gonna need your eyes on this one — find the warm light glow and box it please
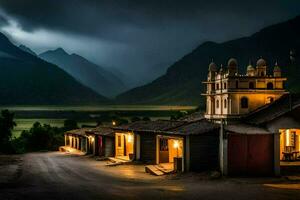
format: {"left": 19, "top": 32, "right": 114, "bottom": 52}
{"left": 286, "top": 129, "right": 290, "bottom": 146}
{"left": 112, "top": 121, "right": 116, "bottom": 126}
{"left": 173, "top": 140, "right": 179, "bottom": 149}
{"left": 127, "top": 134, "right": 133, "bottom": 143}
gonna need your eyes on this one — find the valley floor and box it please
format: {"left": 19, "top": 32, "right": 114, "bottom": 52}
{"left": 0, "top": 152, "right": 300, "bottom": 200}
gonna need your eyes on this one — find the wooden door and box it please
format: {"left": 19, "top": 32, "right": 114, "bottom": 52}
{"left": 159, "top": 138, "right": 169, "bottom": 163}
{"left": 247, "top": 135, "right": 274, "bottom": 175}
{"left": 228, "top": 134, "right": 274, "bottom": 176}
{"left": 115, "top": 134, "right": 124, "bottom": 157}
{"left": 228, "top": 134, "right": 247, "bottom": 175}
{"left": 98, "top": 136, "right": 103, "bottom": 156}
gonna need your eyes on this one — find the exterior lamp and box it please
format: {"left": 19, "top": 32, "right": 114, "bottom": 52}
{"left": 112, "top": 121, "right": 116, "bottom": 126}
{"left": 173, "top": 140, "right": 179, "bottom": 158}
{"left": 127, "top": 134, "right": 133, "bottom": 143}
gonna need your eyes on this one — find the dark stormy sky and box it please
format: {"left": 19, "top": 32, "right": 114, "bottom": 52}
{"left": 0, "top": 0, "right": 299, "bottom": 87}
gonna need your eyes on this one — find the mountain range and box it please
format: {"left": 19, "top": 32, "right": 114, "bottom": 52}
{"left": 116, "top": 15, "right": 300, "bottom": 106}
{"left": 39, "top": 49, "right": 127, "bottom": 98}
{"left": 0, "top": 33, "right": 108, "bottom": 105}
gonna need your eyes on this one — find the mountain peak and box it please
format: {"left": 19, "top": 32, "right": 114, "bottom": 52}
{"left": 54, "top": 47, "right": 68, "bottom": 54}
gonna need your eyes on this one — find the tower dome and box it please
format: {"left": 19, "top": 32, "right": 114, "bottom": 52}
{"left": 227, "top": 58, "right": 238, "bottom": 68}
{"left": 246, "top": 61, "right": 255, "bottom": 76}
{"left": 256, "top": 58, "right": 267, "bottom": 67}
{"left": 247, "top": 64, "right": 255, "bottom": 71}
{"left": 273, "top": 62, "right": 281, "bottom": 71}
{"left": 208, "top": 62, "right": 217, "bottom": 72}
{"left": 227, "top": 58, "right": 238, "bottom": 76}
{"left": 273, "top": 62, "right": 281, "bottom": 77}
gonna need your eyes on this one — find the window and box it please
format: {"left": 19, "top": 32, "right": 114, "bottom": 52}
{"left": 216, "top": 100, "right": 219, "bottom": 108}
{"left": 241, "top": 97, "right": 248, "bottom": 108}
{"left": 261, "top": 72, "right": 264, "bottom": 76}
{"left": 160, "top": 138, "right": 168, "bottom": 151}
{"left": 212, "top": 84, "right": 215, "bottom": 90}
{"left": 224, "top": 99, "right": 227, "bottom": 109}
{"left": 224, "top": 83, "right": 227, "bottom": 89}
{"left": 267, "top": 82, "right": 273, "bottom": 90}
{"left": 117, "top": 135, "right": 122, "bottom": 147}
{"left": 249, "top": 82, "right": 254, "bottom": 89}
{"left": 236, "top": 80, "right": 239, "bottom": 89}
{"left": 216, "top": 83, "right": 219, "bottom": 90}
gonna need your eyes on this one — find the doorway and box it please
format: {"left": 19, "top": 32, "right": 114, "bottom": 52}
{"left": 279, "top": 129, "right": 300, "bottom": 175}
{"left": 115, "top": 132, "right": 134, "bottom": 161}
{"left": 156, "top": 136, "right": 184, "bottom": 171}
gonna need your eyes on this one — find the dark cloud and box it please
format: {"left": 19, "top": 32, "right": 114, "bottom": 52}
{"left": 0, "top": 0, "right": 299, "bottom": 86}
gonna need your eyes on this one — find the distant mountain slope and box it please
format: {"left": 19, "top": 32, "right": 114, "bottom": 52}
{"left": 116, "top": 15, "right": 300, "bottom": 106}
{"left": 39, "top": 48, "right": 127, "bottom": 97}
{"left": 0, "top": 33, "right": 108, "bottom": 105}
{"left": 19, "top": 44, "right": 37, "bottom": 56}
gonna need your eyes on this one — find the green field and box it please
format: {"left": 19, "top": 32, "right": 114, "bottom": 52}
{"left": 13, "top": 119, "right": 99, "bottom": 138}
{"left": 1, "top": 105, "right": 196, "bottom": 112}
{"left": 9, "top": 105, "right": 196, "bottom": 138}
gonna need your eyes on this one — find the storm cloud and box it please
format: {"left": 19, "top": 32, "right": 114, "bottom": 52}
{"left": 0, "top": 0, "right": 299, "bottom": 87}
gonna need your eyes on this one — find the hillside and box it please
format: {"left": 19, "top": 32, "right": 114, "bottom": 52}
{"left": 19, "top": 45, "right": 37, "bottom": 56}
{"left": 39, "top": 48, "right": 127, "bottom": 97}
{"left": 0, "top": 33, "right": 109, "bottom": 105}
{"left": 116, "top": 15, "right": 300, "bottom": 106}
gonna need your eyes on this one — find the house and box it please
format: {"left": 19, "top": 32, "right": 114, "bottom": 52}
{"left": 65, "top": 128, "right": 91, "bottom": 153}
{"left": 64, "top": 127, "right": 114, "bottom": 157}
{"left": 202, "top": 58, "right": 300, "bottom": 176}
{"left": 112, "top": 119, "right": 219, "bottom": 172}
{"left": 244, "top": 93, "right": 300, "bottom": 175}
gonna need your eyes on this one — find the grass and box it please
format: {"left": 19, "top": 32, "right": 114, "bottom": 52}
{"left": 9, "top": 105, "right": 197, "bottom": 138}
{"left": 1, "top": 105, "right": 196, "bottom": 112}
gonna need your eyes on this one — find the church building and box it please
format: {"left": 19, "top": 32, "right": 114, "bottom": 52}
{"left": 203, "top": 58, "right": 287, "bottom": 122}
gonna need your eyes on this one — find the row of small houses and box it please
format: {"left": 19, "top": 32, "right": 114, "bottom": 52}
{"left": 65, "top": 94, "right": 300, "bottom": 176}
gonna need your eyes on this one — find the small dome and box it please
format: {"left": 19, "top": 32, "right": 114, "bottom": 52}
{"left": 257, "top": 58, "right": 267, "bottom": 67}
{"left": 247, "top": 64, "right": 255, "bottom": 71}
{"left": 227, "top": 58, "right": 238, "bottom": 68}
{"left": 208, "top": 62, "right": 217, "bottom": 71}
{"left": 273, "top": 62, "right": 281, "bottom": 71}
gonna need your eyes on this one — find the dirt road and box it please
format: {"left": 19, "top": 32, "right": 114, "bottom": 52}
{"left": 0, "top": 152, "right": 300, "bottom": 200}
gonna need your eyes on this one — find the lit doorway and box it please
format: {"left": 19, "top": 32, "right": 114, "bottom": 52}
{"left": 280, "top": 129, "right": 300, "bottom": 162}
{"left": 156, "top": 135, "right": 184, "bottom": 172}
{"left": 115, "top": 132, "right": 134, "bottom": 161}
